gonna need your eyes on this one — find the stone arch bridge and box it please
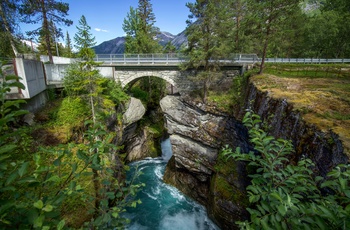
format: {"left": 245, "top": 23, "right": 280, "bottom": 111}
{"left": 96, "top": 53, "right": 257, "bottom": 93}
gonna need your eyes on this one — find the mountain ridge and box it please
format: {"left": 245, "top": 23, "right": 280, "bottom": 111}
{"left": 93, "top": 30, "right": 187, "bottom": 54}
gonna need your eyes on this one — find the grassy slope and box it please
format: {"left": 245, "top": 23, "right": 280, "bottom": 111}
{"left": 251, "top": 64, "right": 350, "bottom": 156}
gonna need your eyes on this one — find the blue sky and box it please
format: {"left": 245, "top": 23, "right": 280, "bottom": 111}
{"left": 20, "top": 0, "right": 194, "bottom": 46}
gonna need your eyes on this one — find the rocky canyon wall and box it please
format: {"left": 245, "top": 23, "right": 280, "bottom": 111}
{"left": 245, "top": 83, "right": 348, "bottom": 176}
{"left": 160, "top": 82, "right": 349, "bottom": 229}
{"left": 160, "top": 95, "right": 252, "bottom": 229}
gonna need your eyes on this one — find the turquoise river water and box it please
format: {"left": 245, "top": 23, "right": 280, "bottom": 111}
{"left": 124, "top": 139, "right": 220, "bottom": 230}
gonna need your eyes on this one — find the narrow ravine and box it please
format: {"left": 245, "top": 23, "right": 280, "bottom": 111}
{"left": 124, "top": 139, "right": 219, "bottom": 230}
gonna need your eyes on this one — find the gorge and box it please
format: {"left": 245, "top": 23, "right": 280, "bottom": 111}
{"left": 120, "top": 76, "right": 349, "bottom": 229}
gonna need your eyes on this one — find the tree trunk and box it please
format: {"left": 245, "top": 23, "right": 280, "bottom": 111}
{"left": 93, "top": 168, "right": 100, "bottom": 218}
{"left": 40, "top": 0, "right": 53, "bottom": 63}
{"left": 235, "top": 0, "right": 242, "bottom": 51}
{"left": 0, "top": 3, "right": 19, "bottom": 57}
{"left": 259, "top": 26, "right": 271, "bottom": 74}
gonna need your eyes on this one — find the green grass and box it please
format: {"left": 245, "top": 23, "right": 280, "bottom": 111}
{"left": 252, "top": 63, "right": 350, "bottom": 155}
{"left": 264, "top": 63, "right": 350, "bottom": 79}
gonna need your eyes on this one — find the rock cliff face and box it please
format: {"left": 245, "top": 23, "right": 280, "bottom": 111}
{"left": 245, "top": 83, "right": 348, "bottom": 176}
{"left": 160, "top": 95, "right": 251, "bottom": 229}
{"left": 108, "top": 97, "right": 160, "bottom": 162}
{"left": 160, "top": 83, "right": 349, "bottom": 229}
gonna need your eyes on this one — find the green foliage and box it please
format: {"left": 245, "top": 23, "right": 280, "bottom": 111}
{"left": 184, "top": 0, "right": 232, "bottom": 102}
{"left": 207, "top": 70, "right": 252, "bottom": 113}
{"left": 63, "top": 62, "right": 100, "bottom": 96}
{"left": 20, "top": 0, "right": 73, "bottom": 62}
{"left": 163, "top": 41, "right": 177, "bottom": 53}
{"left": 63, "top": 31, "right": 73, "bottom": 58}
{"left": 0, "top": 121, "right": 143, "bottom": 228}
{"left": 222, "top": 111, "right": 350, "bottom": 229}
{"left": 130, "top": 86, "right": 149, "bottom": 104}
{"left": 56, "top": 96, "right": 89, "bottom": 126}
{"left": 74, "top": 15, "right": 96, "bottom": 60}
{"left": 0, "top": 63, "right": 27, "bottom": 131}
{"left": 0, "top": 0, "right": 22, "bottom": 57}
{"left": 99, "top": 78, "right": 130, "bottom": 105}
{"left": 122, "top": 1, "right": 162, "bottom": 53}
{"left": 0, "top": 62, "right": 139, "bottom": 229}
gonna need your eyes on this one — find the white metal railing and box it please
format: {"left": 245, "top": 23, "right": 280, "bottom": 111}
{"left": 93, "top": 53, "right": 260, "bottom": 65}
{"left": 264, "top": 58, "right": 350, "bottom": 64}
{"left": 93, "top": 54, "right": 350, "bottom": 65}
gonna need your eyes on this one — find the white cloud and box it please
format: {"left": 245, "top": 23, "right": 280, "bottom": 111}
{"left": 94, "top": 28, "right": 109, "bottom": 33}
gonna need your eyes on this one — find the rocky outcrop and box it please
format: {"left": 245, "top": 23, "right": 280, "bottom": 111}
{"left": 122, "top": 97, "right": 146, "bottom": 126}
{"left": 108, "top": 97, "right": 158, "bottom": 162}
{"left": 245, "top": 83, "right": 348, "bottom": 176}
{"left": 117, "top": 97, "right": 166, "bottom": 162}
{"left": 160, "top": 84, "right": 349, "bottom": 229}
{"left": 160, "top": 95, "right": 251, "bottom": 229}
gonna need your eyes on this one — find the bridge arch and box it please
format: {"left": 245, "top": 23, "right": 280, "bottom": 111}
{"left": 114, "top": 68, "right": 181, "bottom": 89}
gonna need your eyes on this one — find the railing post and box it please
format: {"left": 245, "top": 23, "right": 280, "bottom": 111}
{"left": 110, "top": 54, "right": 112, "bottom": 64}
{"left": 152, "top": 54, "right": 154, "bottom": 64}
{"left": 96, "top": 54, "right": 99, "bottom": 62}
{"left": 124, "top": 54, "right": 126, "bottom": 64}
{"left": 166, "top": 53, "right": 168, "bottom": 65}
{"left": 138, "top": 54, "right": 140, "bottom": 65}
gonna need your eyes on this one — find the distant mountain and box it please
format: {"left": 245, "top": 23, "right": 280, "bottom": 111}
{"left": 170, "top": 30, "right": 187, "bottom": 50}
{"left": 157, "top": 31, "right": 175, "bottom": 46}
{"left": 92, "top": 30, "right": 187, "bottom": 54}
{"left": 93, "top": 37, "right": 126, "bottom": 54}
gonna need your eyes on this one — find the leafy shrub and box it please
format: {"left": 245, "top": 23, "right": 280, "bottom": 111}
{"left": 130, "top": 86, "right": 149, "bottom": 104}
{"left": 56, "top": 96, "right": 89, "bottom": 127}
{"left": 222, "top": 111, "right": 350, "bottom": 229}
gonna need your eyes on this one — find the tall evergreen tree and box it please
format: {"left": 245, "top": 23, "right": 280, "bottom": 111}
{"left": 0, "top": 0, "right": 21, "bottom": 57}
{"left": 64, "top": 31, "right": 73, "bottom": 58}
{"left": 163, "top": 41, "right": 176, "bottom": 53}
{"left": 123, "top": 6, "right": 141, "bottom": 53}
{"left": 123, "top": 0, "right": 164, "bottom": 105}
{"left": 319, "top": 0, "right": 350, "bottom": 58}
{"left": 244, "top": 0, "right": 301, "bottom": 73}
{"left": 36, "top": 24, "right": 56, "bottom": 56}
{"left": 72, "top": 15, "right": 99, "bottom": 123}
{"left": 123, "top": 0, "right": 161, "bottom": 53}
{"left": 224, "top": 0, "right": 248, "bottom": 53}
{"left": 74, "top": 15, "right": 96, "bottom": 61}
{"left": 184, "top": 0, "right": 231, "bottom": 102}
{"left": 20, "top": 0, "right": 73, "bottom": 63}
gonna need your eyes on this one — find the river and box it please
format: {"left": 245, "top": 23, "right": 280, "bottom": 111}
{"left": 124, "top": 138, "right": 220, "bottom": 230}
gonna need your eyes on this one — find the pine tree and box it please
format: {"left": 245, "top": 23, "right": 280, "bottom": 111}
{"left": 74, "top": 15, "right": 96, "bottom": 61}
{"left": 64, "top": 31, "right": 73, "bottom": 58}
{"left": 123, "top": 6, "right": 141, "bottom": 53}
{"left": 37, "top": 20, "right": 61, "bottom": 56}
{"left": 122, "top": 0, "right": 164, "bottom": 105}
{"left": 123, "top": 0, "right": 161, "bottom": 53}
{"left": 184, "top": 0, "right": 231, "bottom": 103}
{"left": 0, "top": 0, "right": 20, "bottom": 57}
{"left": 37, "top": 28, "right": 55, "bottom": 56}
{"left": 163, "top": 41, "right": 176, "bottom": 53}
{"left": 244, "top": 0, "right": 300, "bottom": 73}
{"left": 20, "top": 0, "right": 73, "bottom": 63}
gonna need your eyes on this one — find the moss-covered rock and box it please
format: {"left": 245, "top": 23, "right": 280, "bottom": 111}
{"left": 209, "top": 153, "right": 249, "bottom": 229}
